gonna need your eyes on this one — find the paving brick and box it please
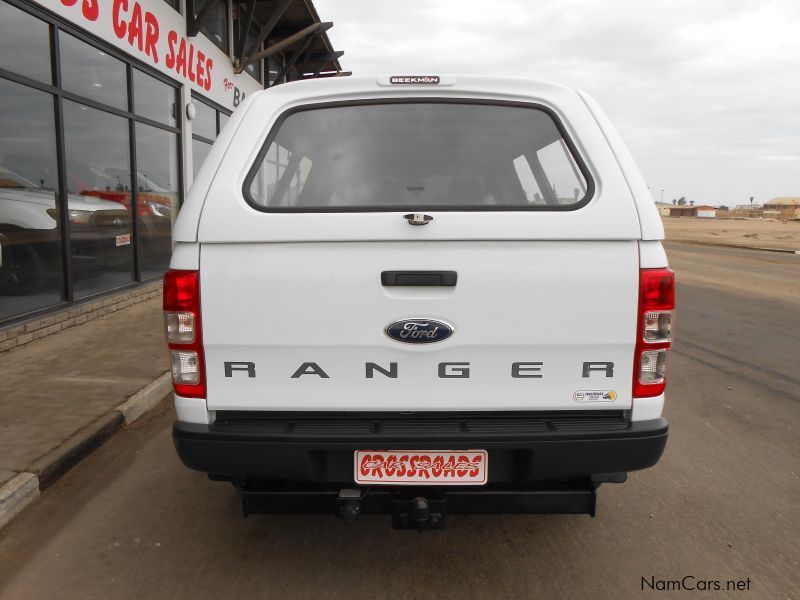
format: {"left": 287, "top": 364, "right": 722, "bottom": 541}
{"left": 16, "top": 333, "right": 33, "bottom": 345}
{"left": 0, "top": 339, "right": 16, "bottom": 352}
{"left": 0, "top": 296, "right": 167, "bottom": 479}
{"left": 24, "top": 321, "right": 42, "bottom": 334}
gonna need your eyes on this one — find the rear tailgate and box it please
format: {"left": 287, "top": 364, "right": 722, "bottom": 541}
{"left": 201, "top": 240, "right": 638, "bottom": 411}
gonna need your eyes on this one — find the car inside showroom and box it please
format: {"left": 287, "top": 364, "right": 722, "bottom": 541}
{"left": 0, "top": 0, "right": 344, "bottom": 325}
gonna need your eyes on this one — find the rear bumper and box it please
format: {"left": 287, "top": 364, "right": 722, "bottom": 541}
{"left": 173, "top": 412, "right": 668, "bottom": 483}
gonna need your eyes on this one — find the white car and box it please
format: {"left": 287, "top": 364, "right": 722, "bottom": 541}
{"left": 165, "top": 75, "right": 673, "bottom": 529}
{"left": 0, "top": 167, "right": 130, "bottom": 294}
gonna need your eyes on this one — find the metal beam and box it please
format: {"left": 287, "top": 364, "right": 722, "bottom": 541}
{"left": 244, "top": 22, "right": 332, "bottom": 69}
{"left": 260, "top": 25, "right": 338, "bottom": 40}
{"left": 273, "top": 30, "right": 317, "bottom": 84}
{"left": 312, "top": 60, "right": 327, "bottom": 77}
{"left": 298, "top": 51, "right": 344, "bottom": 64}
{"left": 299, "top": 43, "right": 315, "bottom": 72}
{"left": 238, "top": 0, "right": 292, "bottom": 72}
{"left": 299, "top": 71, "right": 352, "bottom": 79}
{"left": 234, "top": 0, "right": 257, "bottom": 63}
{"left": 186, "top": 0, "right": 219, "bottom": 37}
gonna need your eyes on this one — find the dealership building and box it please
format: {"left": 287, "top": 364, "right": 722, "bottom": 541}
{"left": 0, "top": 0, "right": 344, "bottom": 330}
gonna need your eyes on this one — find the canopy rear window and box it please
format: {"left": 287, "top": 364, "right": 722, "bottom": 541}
{"left": 244, "top": 101, "right": 593, "bottom": 212}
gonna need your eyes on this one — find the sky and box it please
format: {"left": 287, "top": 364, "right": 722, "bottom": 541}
{"left": 316, "top": 0, "right": 799, "bottom": 207}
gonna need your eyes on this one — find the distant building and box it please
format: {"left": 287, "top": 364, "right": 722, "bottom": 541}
{"left": 669, "top": 205, "right": 716, "bottom": 218}
{"left": 654, "top": 202, "right": 673, "bottom": 217}
{"left": 764, "top": 197, "right": 800, "bottom": 220}
{"left": 764, "top": 197, "right": 800, "bottom": 210}
{"left": 696, "top": 206, "right": 717, "bottom": 218}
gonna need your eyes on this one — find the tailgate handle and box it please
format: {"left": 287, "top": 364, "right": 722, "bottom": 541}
{"left": 381, "top": 271, "right": 457, "bottom": 287}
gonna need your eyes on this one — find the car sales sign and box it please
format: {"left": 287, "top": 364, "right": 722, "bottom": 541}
{"left": 32, "top": 0, "right": 262, "bottom": 109}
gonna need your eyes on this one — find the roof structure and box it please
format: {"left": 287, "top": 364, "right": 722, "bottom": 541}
{"left": 764, "top": 197, "right": 800, "bottom": 206}
{"left": 186, "top": 0, "right": 346, "bottom": 86}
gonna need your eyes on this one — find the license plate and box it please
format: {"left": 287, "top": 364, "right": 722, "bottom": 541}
{"left": 354, "top": 450, "right": 487, "bottom": 485}
{"left": 115, "top": 234, "right": 131, "bottom": 247}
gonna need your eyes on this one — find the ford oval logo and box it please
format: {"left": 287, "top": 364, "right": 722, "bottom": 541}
{"left": 385, "top": 318, "right": 454, "bottom": 344}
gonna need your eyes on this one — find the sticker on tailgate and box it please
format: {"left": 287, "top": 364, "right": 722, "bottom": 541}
{"left": 574, "top": 390, "right": 617, "bottom": 403}
{"left": 355, "top": 450, "right": 487, "bottom": 485}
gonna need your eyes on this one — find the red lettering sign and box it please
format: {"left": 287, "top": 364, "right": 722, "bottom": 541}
{"left": 60, "top": 0, "right": 99, "bottom": 22}
{"left": 63, "top": 0, "right": 213, "bottom": 91}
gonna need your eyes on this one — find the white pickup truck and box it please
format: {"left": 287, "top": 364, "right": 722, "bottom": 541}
{"left": 165, "top": 75, "right": 673, "bottom": 529}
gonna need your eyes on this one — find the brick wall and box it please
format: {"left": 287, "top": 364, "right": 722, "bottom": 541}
{"left": 0, "top": 282, "right": 162, "bottom": 354}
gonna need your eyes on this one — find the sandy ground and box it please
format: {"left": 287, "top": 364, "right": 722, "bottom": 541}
{"left": 662, "top": 217, "right": 800, "bottom": 251}
{"left": 665, "top": 242, "right": 800, "bottom": 305}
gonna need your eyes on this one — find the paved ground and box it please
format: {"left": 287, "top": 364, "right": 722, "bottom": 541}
{"left": 0, "top": 243, "right": 798, "bottom": 599}
{"left": 0, "top": 298, "right": 167, "bottom": 481}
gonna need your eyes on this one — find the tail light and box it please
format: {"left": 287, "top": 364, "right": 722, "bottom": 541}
{"left": 633, "top": 268, "right": 675, "bottom": 398}
{"left": 163, "top": 269, "right": 206, "bottom": 398}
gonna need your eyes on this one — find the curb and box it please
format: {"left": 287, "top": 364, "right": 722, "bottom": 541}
{"left": 664, "top": 240, "right": 800, "bottom": 254}
{"left": 117, "top": 373, "right": 173, "bottom": 426}
{"left": 0, "top": 474, "right": 39, "bottom": 529}
{"left": 30, "top": 411, "right": 124, "bottom": 490}
{"left": 0, "top": 371, "right": 171, "bottom": 530}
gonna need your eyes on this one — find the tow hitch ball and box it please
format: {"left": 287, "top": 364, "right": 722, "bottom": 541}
{"left": 337, "top": 489, "right": 361, "bottom": 524}
{"left": 394, "top": 496, "right": 445, "bottom": 531}
{"left": 337, "top": 490, "right": 446, "bottom": 530}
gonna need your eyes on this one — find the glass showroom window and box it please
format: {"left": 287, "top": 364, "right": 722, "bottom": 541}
{"left": 62, "top": 101, "right": 134, "bottom": 299}
{"left": 194, "top": 0, "right": 230, "bottom": 53}
{"left": 244, "top": 23, "right": 263, "bottom": 83}
{"left": 0, "top": 1, "right": 52, "bottom": 84}
{"left": 0, "top": 0, "right": 182, "bottom": 324}
{"left": 135, "top": 123, "right": 179, "bottom": 280}
{"left": 133, "top": 69, "right": 177, "bottom": 127}
{"left": 132, "top": 69, "right": 180, "bottom": 280}
{"left": 193, "top": 99, "right": 217, "bottom": 140}
{"left": 191, "top": 96, "right": 230, "bottom": 180}
{"left": 59, "top": 31, "right": 128, "bottom": 111}
{"left": 0, "top": 78, "right": 63, "bottom": 321}
{"left": 267, "top": 55, "right": 281, "bottom": 87}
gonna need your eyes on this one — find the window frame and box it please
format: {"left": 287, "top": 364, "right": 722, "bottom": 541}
{"left": 0, "top": 0, "right": 183, "bottom": 324}
{"left": 241, "top": 99, "right": 596, "bottom": 213}
{"left": 190, "top": 92, "right": 232, "bottom": 143}
{"left": 190, "top": 92, "right": 231, "bottom": 178}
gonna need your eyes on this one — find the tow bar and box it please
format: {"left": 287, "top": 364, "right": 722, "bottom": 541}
{"left": 240, "top": 481, "right": 598, "bottom": 530}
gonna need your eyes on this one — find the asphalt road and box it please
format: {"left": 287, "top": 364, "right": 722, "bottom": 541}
{"left": 1, "top": 243, "right": 798, "bottom": 599}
